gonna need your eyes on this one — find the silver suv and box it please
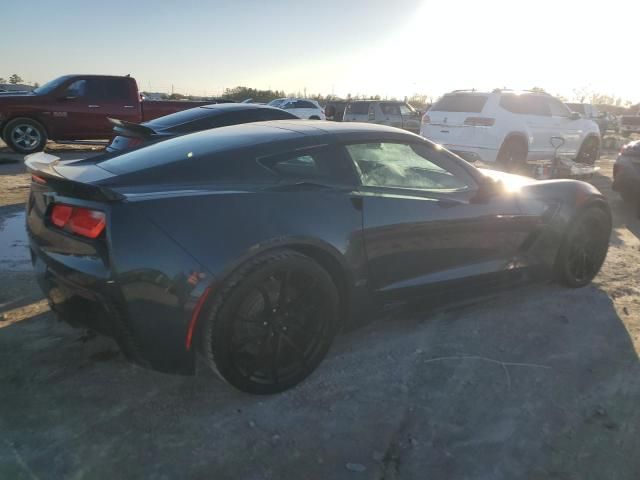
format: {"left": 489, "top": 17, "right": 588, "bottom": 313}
{"left": 342, "top": 101, "right": 421, "bottom": 133}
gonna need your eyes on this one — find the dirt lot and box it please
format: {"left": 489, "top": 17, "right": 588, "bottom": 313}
{"left": 0, "top": 141, "right": 639, "bottom": 479}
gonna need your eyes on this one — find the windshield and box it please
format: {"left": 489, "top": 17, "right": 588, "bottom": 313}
{"left": 267, "top": 99, "right": 286, "bottom": 107}
{"left": 32, "top": 75, "right": 71, "bottom": 95}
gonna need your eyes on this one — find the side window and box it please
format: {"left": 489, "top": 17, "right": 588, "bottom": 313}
{"left": 346, "top": 102, "right": 370, "bottom": 115}
{"left": 271, "top": 154, "right": 319, "bottom": 177}
{"left": 259, "top": 147, "right": 355, "bottom": 184}
{"left": 345, "top": 142, "right": 474, "bottom": 191}
{"left": 65, "top": 80, "right": 87, "bottom": 98}
{"left": 381, "top": 103, "right": 401, "bottom": 115}
{"left": 546, "top": 98, "right": 571, "bottom": 117}
{"left": 104, "top": 78, "right": 130, "bottom": 101}
{"left": 399, "top": 104, "right": 415, "bottom": 115}
{"left": 295, "top": 100, "right": 315, "bottom": 109}
{"left": 500, "top": 94, "right": 549, "bottom": 116}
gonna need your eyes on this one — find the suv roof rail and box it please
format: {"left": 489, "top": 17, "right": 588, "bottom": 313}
{"left": 491, "top": 88, "right": 552, "bottom": 95}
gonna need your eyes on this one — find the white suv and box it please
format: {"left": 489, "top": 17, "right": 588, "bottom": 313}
{"left": 267, "top": 98, "right": 325, "bottom": 120}
{"left": 420, "top": 90, "right": 601, "bottom": 165}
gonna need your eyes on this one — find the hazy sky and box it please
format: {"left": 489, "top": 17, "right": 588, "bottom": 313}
{"left": 2, "top": 0, "right": 638, "bottom": 102}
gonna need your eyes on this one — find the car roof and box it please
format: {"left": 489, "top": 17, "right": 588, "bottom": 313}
{"left": 199, "top": 103, "right": 284, "bottom": 112}
{"left": 442, "top": 89, "right": 549, "bottom": 97}
{"left": 123, "top": 120, "right": 420, "bottom": 158}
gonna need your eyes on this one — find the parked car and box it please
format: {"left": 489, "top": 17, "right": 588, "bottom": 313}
{"left": 421, "top": 90, "right": 601, "bottom": 166}
{"left": 565, "top": 103, "right": 618, "bottom": 135}
{"left": 342, "top": 100, "right": 421, "bottom": 133}
{"left": 0, "top": 74, "right": 219, "bottom": 154}
{"left": 613, "top": 139, "right": 640, "bottom": 204}
{"left": 26, "top": 120, "right": 611, "bottom": 394}
{"left": 106, "top": 103, "right": 298, "bottom": 153}
{"left": 620, "top": 115, "right": 640, "bottom": 137}
{"left": 267, "top": 98, "right": 325, "bottom": 119}
{"left": 324, "top": 100, "right": 350, "bottom": 121}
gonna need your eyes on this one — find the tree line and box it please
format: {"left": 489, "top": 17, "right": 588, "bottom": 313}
{"left": 0, "top": 74, "right": 26, "bottom": 85}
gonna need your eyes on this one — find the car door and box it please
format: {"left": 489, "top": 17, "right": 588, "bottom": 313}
{"left": 345, "top": 141, "right": 537, "bottom": 300}
{"left": 51, "top": 78, "right": 95, "bottom": 139}
{"left": 83, "top": 77, "right": 139, "bottom": 138}
{"left": 54, "top": 77, "right": 138, "bottom": 139}
{"left": 545, "top": 97, "right": 582, "bottom": 158}
{"left": 499, "top": 94, "right": 552, "bottom": 160}
{"left": 379, "top": 103, "right": 403, "bottom": 128}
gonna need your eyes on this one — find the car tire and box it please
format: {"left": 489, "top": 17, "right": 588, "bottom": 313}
{"left": 200, "top": 249, "right": 340, "bottom": 394}
{"left": 497, "top": 136, "right": 528, "bottom": 172}
{"left": 3, "top": 118, "right": 47, "bottom": 154}
{"left": 576, "top": 137, "right": 600, "bottom": 165}
{"left": 554, "top": 207, "right": 610, "bottom": 288}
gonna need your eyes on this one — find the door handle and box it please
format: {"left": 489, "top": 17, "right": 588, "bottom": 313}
{"left": 123, "top": 105, "right": 135, "bottom": 109}
{"left": 88, "top": 105, "right": 101, "bottom": 108}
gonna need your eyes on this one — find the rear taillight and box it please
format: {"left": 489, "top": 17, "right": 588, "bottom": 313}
{"left": 464, "top": 117, "right": 495, "bottom": 127}
{"left": 50, "top": 204, "right": 106, "bottom": 239}
{"left": 421, "top": 114, "right": 431, "bottom": 125}
{"left": 31, "top": 174, "right": 48, "bottom": 185}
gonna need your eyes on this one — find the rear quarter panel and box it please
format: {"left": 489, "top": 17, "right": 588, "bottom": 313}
{"left": 133, "top": 189, "right": 367, "bottom": 284}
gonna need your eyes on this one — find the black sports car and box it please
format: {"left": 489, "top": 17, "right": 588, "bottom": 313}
{"left": 106, "top": 103, "right": 298, "bottom": 153}
{"left": 26, "top": 121, "right": 611, "bottom": 394}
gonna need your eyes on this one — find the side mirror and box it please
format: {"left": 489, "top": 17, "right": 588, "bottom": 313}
{"left": 569, "top": 111, "right": 581, "bottom": 120}
{"left": 473, "top": 176, "right": 502, "bottom": 203}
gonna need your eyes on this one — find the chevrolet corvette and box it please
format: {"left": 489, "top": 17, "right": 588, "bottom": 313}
{"left": 26, "top": 121, "right": 611, "bottom": 394}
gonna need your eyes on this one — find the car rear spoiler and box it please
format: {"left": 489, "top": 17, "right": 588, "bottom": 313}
{"left": 25, "top": 152, "right": 125, "bottom": 202}
{"left": 108, "top": 117, "right": 157, "bottom": 138}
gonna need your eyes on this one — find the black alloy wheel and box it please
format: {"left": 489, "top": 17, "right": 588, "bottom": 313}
{"left": 202, "top": 250, "right": 339, "bottom": 394}
{"left": 555, "top": 208, "right": 610, "bottom": 288}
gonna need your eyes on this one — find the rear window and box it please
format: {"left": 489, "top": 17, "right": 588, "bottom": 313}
{"left": 431, "top": 94, "right": 488, "bottom": 113}
{"left": 345, "top": 102, "right": 370, "bottom": 115}
{"left": 146, "top": 107, "right": 213, "bottom": 129}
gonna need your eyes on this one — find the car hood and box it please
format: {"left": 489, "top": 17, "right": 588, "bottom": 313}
{"left": 478, "top": 168, "right": 537, "bottom": 190}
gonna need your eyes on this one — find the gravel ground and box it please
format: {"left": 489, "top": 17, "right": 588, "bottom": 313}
{"left": 0, "top": 141, "right": 638, "bottom": 479}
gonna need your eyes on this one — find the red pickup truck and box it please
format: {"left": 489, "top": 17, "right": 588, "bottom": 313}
{"left": 0, "top": 74, "right": 215, "bottom": 153}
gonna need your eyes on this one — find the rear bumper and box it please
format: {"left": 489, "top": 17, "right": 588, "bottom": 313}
{"left": 429, "top": 141, "right": 499, "bottom": 163}
{"left": 29, "top": 229, "right": 200, "bottom": 375}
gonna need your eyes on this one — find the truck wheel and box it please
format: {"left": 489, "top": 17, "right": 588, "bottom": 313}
{"left": 576, "top": 137, "right": 600, "bottom": 165}
{"left": 3, "top": 118, "right": 47, "bottom": 154}
{"left": 497, "top": 136, "right": 527, "bottom": 172}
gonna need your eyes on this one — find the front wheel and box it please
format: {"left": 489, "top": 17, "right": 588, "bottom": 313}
{"left": 3, "top": 118, "right": 47, "bottom": 154}
{"left": 555, "top": 207, "right": 610, "bottom": 288}
{"left": 201, "top": 249, "right": 340, "bottom": 394}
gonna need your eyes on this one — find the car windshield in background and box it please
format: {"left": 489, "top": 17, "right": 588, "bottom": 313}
{"left": 268, "top": 99, "right": 286, "bottom": 107}
{"left": 431, "top": 94, "right": 488, "bottom": 113}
